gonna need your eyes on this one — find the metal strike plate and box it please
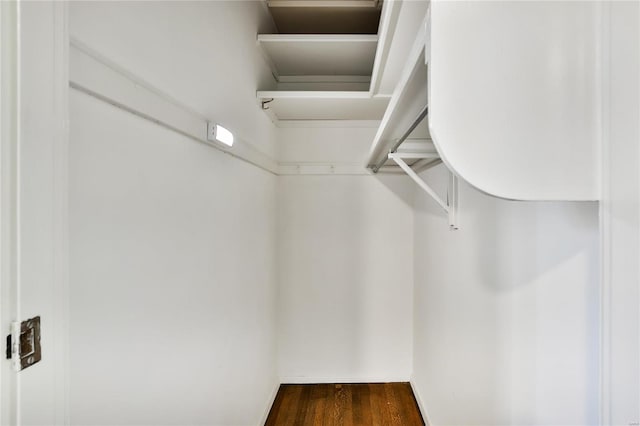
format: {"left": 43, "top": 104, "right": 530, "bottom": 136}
{"left": 6, "top": 316, "right": 41, "bottom": 371}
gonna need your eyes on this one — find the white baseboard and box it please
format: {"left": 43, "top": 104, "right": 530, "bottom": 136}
{"left": 258, "top": 380, "right": 281, "bottom": 426}
{"left": 280, "top": 376, "right": 411, "bottom": 384}
{"left": 410, "top": 378, "right": 432, "bottom": 426}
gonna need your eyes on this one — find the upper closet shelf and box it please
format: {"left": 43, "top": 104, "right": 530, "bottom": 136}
{"left": 258, "top": 34, "right": 378, "bottom": 79}
{"left": 257, "top": 91, "right": 389, "bottom": 121}
{"left": 428, "top": 1, "right": 600, "bottom": 200}
{"left": 364, "top": 9, "right": 458, "bottom": 230}
{"left": 366, "top": 12, "right": 430, "bottom": 172}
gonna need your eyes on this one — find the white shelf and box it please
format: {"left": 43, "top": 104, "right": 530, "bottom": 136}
{"left": 365, "top": 12, "right": 432, "bottom": 171}
{"left": 258, "top": 90, "right": 374, "bottom": 99}
{"left": 428, "top": 1, "right": 599, "bottom": 200}
{"left": 258, "top": 34, "right": 378, "bottom": 79}
{"left": 257, "top": 91, "right": 389, "bottom": 121}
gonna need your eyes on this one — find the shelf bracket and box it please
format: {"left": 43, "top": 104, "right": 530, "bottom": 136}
{"left": 447, "top": 173, "right": 459, "bottom": 230}
{"left": 261, "top": 98, "right": 274, "bottom": 110}
{"left": 389, "top": 153, "right": 459, "bottom": 230}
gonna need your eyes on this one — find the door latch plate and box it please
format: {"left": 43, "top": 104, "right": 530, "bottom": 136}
{"left": 6, "top": 316, "right": 41, "bottom": 371}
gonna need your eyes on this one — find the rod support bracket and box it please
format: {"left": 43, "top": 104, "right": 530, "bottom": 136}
{"left": 447, "top": 172, "right": 459, "bottom": 230}
{"left": 389, "top": 153, "right": 459, "bottom": 230}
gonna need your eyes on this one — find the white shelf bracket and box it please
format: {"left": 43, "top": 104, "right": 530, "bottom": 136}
{"left": 447, "top": 172, "right": 459, "bottom": 230}
{"left": 389, "top": 153, "right": 459, "bottom": 230}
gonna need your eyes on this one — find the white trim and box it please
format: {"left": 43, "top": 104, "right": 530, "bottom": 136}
{"left": 636, "top": 0, "right": 640, "bottom": 422}
{"left": 277, "top": 75, "right": 371, "bottom": 83}
{"left": 267, "top": 0, "right": 379, "bottom": 8}
{"left": 369, "top": 0, "right": 402, "bottom": 96}
{"left": 14, "top": 0, "right": 21, "bottom": 422}
{"left": 257, "top": 90, "right": 372, "bottom": 100}
{"left": 278, "top": 161, "right": 371, "bottom": 175}
{"left": 70, "top": 39, "right": 279, "bottom": 176}
{"left": 424, "top": 5, "right": 431, "bottom": 66}
{"left": 258, "top": 381, "right": 280, "bottom": 426}
{"left": 52, "top": 2, "right": 70, "bottom": 424}
{"left": 9, "top": 322, "right": 20, "bottom": 372}
{"left": 366, "top": 11, "right": 429, "bottom": 168}
{"left": 599, "top": 2, "right": 612, "bottom": 425}
{"left": 258, "top": 34, "right": 378, "bottom": 43}
{"left": 0, "top": 1, "right": 19, "bottom": 422}
{"left": 276, "top": 119, "right": 380, "bottom": 128}
{"left": 409, "top": 380, "right": 432, "bottom": 426}
{"left": 279, "top": 376, "right": 411, "bottom": 384}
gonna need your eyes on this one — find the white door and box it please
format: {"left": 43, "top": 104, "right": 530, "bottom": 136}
{"left": 0, "top": 1, "right": 68, "bottom": 425}
{"left": 0, "top": 0, "right": 20, "bottom": 422}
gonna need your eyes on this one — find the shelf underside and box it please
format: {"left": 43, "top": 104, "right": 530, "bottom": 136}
{"left": 259, "top": 92, "right": 389, "bottom": 121}
{"left": 258, "top": 34, "right": 378, "bottom": 78}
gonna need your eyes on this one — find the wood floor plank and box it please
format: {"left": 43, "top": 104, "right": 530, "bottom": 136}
{"left": 368, "top": 384, "right": 384, "bottom": 426}
{"left": 343, "top": 384, "right": 354, "bottom": 426}
{"left": 304, "top": 386, "right": 326, "bottom": 425}
{"left": 351, "top": 384, "right": 372, "bottom": 425}
{"left": 333, "top": 384, "right": 346, "bottom": 425}
{"left": 265, "top": 385, "right": 287, "bottom": 426}
{"left": 264, "top": 382, "right": 424, "bottom": 426}
{"left": 295, "top": 385, "right": 312, "bottom": 426}
{"left": 384, "top": 383, "right": 403, "bottom": 426}
{"left": 324, "top": 385, "right": 336, "bottom": 426}
{"left": 310, "top": 383, "right": 327, "bottom": 425}
{"left": 397, "top": 383, "right": 424, "bottom": 425}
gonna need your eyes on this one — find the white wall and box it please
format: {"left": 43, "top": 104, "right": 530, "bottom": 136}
{"left": 65, "top": 3, "right": 636, "bottom": 426}
{"left": 603, "top": 2, "right": 640, "bottom": 424}
{"left": 3, "top": 2, "right": 69, "bottom": 425}
{"left": 69, "top": 0, "right": 278, "bottom": 160}
{"left": 69, "top": 2, "right": 280, "bottom": 425}
{"left": 277, "top": 127, "right": 415, "bottom": 382}
{"left": 412, "top": 166, "right": 600, "bottom": 425}
{"left": 277, "top": 126, "right": 378, "bottom": 164}
{"left": 69, "top": 89, "right": 278, "bottom": 426}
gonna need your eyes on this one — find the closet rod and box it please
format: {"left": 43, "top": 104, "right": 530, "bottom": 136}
{"left": 371, "top": 104, "right": 429, "bottom": 173}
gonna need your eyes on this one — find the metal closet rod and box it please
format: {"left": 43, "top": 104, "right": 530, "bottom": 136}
{"left": 371, "top": 104, "right": 429, "bottom": 173}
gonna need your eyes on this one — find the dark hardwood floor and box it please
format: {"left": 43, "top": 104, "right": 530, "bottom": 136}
{"left": 264, "top": 382, "right": 425, "bottom": 426}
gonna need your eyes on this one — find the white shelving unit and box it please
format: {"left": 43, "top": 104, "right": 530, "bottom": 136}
{"left": 255, "top": 34, "right": 386, "bottom": 121}
{"left": 365, "top": 9, "right": 458, "bottom": 230}
{"left": 365, "top": 12, "right": 431, "bottom": 172}
{"left": 258, "top": 34, "right": 378, "bottom": 80}
{"left": 255, "top": 0, "right": 403, "bottom": 124}
{"left": 257, "top": 90, "right": 389, "bottom": 121}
